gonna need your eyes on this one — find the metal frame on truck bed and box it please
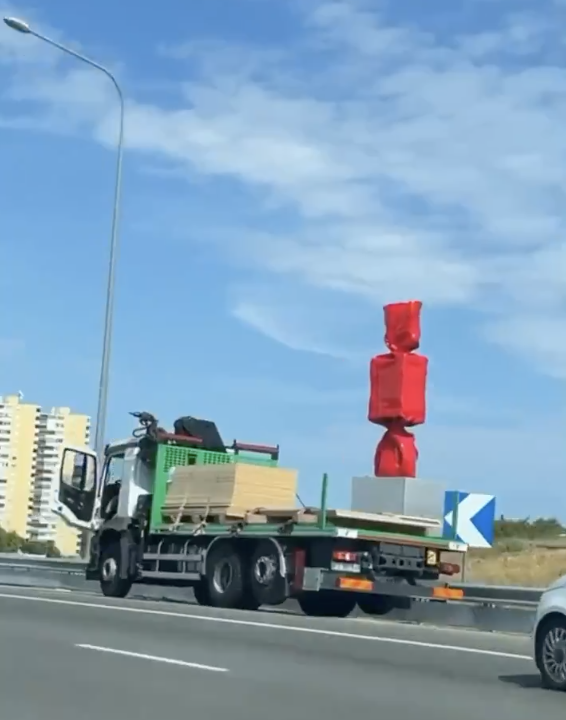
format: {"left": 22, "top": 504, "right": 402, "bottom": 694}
{"left": 55, "top": 412, "right": 468, "bottom": 618}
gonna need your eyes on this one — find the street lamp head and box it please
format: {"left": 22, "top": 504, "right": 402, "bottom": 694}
{"left": 3, "top": 17, "right": 31, "bottom": 33}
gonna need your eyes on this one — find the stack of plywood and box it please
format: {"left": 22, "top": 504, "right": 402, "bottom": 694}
{"left": 163, "top": 463, "right": 298, "bottom": 520}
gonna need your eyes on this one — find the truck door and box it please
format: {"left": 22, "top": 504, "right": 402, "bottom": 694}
{"left": 55, "top": 446, "right": 99, "bottom": 530}
{"left": 99, "top": 452, "right": 125, "bottom": 520}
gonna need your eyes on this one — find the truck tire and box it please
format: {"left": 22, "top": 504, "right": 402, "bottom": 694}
{"left": 357, "top": 595, "right": 395, "bottom": 616}
{"left": 205, "top": 544, "right": 246, "bottom": 609}
{"left": 536, "top": 616, "right": 566, "bottom": 691}
{"left": 193, "top": 582, "right": 211, "bottom": 606}
{"left": 237, "top": 593, "right": 261, "bottom": 611}
{"left": 297, "top": 591, "right": 357, "bottom": 618}
{"left": 358, "top": 595, "right": 411, "bottom": 616}
{"left": 249, "top": 540, "right": 287, "bottom": 606}
{"left": 99, "top": 542, "right": 132, "bottom": 598}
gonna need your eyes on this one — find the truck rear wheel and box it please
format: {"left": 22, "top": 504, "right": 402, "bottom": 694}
{"left": 99, "top": 542, "right": 132, "bottom": 598}
{"left": 205, "top": 544, "right": 247, "bottom": 609}
{"left": 357, "top": 595, "right": 411, "bottom": 616}
{"left": 249, "top": 540, "right": 287, "bottom": 606}
{"left": 193, "top": 581, "right": 211, "bottom": 606}
{"left": 297, "top": 591, "right": 357, "bottom": 618}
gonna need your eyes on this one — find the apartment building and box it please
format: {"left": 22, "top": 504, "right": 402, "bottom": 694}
{"left": 0, "top": 394, "right": 40, "bottom": 537}
{"left": 29, "top": 406, "right": 91, "bottom": 555}
{"left": 0, "top": 394, "right": 90, "bottom": 556}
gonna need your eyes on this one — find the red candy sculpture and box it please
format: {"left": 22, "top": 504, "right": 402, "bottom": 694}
{"left": 368, "top": 301, "right": 428, "bottom": 477}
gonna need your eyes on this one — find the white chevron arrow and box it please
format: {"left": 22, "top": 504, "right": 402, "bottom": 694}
{"left": 444, "top": 494, "right": 491, "bottom": 548}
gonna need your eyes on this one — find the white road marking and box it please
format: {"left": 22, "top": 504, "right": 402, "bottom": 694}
{"left": 0, "top": 584, "right": 72, "bottom": 592}
{"left": 0, "top": 591, "right": 532, "bottom": 661}
{"left": 77, "top": 643, "right": 228, "bottom": 672}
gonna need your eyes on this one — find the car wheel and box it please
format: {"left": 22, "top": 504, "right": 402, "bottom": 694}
{"left": 536, "top": 616, "right": 566, "bottom": 691}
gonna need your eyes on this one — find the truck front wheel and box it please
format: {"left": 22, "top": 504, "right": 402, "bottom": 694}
{"left": 99, "top": 542, "right": 132, "bottom": 598}
{"left": 297, "top": 591, "right": 356, "bottom": 618}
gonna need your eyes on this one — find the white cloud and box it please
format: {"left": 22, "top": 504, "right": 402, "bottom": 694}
{"left": 231, "top": 281, "right": 370, "bottom": 358}
{"left": 233, "top": 299, "right": 339, "bottom": 357}
{"left": 2, "top": 1, "right": 566, "bottom": 375}
{"left": 485, "top": 314, "right": 566, "bottom": 380}
{"left": 239, "top": 225, "right": 480, "bottom": 306}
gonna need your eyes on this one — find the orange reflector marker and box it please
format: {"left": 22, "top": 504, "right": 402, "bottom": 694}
{"left": 433, "top": 586, "right": 464, "bottom": 600}
{"left": 338, "top": 577, "right": 373, "bottom": 591}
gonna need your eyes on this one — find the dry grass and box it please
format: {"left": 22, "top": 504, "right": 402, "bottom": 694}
{"left": 462, "top": 539, "right": 566, "bottom": 587}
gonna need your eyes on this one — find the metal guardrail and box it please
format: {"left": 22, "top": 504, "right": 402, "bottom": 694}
{"left": 0, "top": 554, "right": 541, "bottom": 634}
{"left": 0, "top": 554, "right": 88, "bottom": 590}
{"left": 0, "top": 554, "right": 544, "bottom": 604}
{"left": 452, "top": 582, "right": 543, "bottom": 607}
{"left": 0, "top": 553, "right": 86, "bottom": 567}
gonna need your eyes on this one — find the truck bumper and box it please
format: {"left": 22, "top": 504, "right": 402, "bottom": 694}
{"left": 300, "top": 568, "right": 465, "bottom": 601}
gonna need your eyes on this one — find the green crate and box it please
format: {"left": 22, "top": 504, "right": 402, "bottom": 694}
{"left": 158, "top": 444, "right": 277, "bottom": 472}
{"left": 150, "top": 442, "right": 278, "bottom": 530}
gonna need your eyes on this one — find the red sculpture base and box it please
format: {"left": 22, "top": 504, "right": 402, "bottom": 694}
{"left": 373, "top": 421, "right": 418, "bottom": 477}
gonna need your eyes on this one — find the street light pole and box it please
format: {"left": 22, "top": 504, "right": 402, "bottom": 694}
{"left": 4, "top": 16, "right": 124, "bottom": 557}
{"left": 3, "top": 16, "right": 124, "bottom": 468}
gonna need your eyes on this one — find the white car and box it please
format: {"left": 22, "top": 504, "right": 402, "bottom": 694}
{"left": 533, "top": 574, "right": 566, "bottom": 691}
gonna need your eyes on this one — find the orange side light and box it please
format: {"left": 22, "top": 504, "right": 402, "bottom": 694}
{"left": 338, "top": 577, "right": 373, "bottom": 591}
{"left": 433, "top": 586, "right": 464, "bottom": 600}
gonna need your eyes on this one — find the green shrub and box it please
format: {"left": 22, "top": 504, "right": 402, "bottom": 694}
{"left": 0, "top": 525, "right": 61, "bottom": 556}
{"left": 495, "top": 517, "right": 565, "bottom": 540}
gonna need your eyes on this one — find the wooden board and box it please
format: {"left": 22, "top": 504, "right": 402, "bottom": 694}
{"left": 161, "top": 493, "right": 443, "bottom": 535}
{"left": 164, "top": 463, "right": 298, "bottom": 519}
{"left": 161, "top": 505, "right": 269, "bottom": 525}
{"left": 254, "top": 507, "right": 319, "bottom": 524}
{"left": 161, "top": 502, "right": 319, "bottom": 526}
{"left": 326, "top": 509, "right": 441, "bottom": 530}
{"left": 162, "top": 466, "right": 444, "bottom": 535}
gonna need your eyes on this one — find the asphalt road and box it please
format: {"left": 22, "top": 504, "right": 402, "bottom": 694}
{"left": 0, "top": 586, "right": 563, "bottom": 719}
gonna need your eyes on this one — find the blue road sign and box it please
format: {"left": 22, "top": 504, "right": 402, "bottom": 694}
{"left": 443, "top": 491, "right": 496, "bottom": 548}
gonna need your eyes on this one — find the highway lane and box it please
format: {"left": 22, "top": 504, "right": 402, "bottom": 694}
{"left": 0, "top": 587, "right": 562, "bottom": 719}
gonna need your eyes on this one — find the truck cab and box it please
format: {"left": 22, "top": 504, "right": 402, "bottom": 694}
{"left": 58, "top": 438, "right": 148, "bottom": 532}
{"left": 58, "top": 433, "right": 167, "bottom": 596}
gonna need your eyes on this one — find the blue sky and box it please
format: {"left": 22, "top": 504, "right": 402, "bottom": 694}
{"left": 1, "top": 0, "right": 565, "bottom": 518}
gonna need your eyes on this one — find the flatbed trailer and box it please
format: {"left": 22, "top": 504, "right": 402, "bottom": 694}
{"left": 56, "top": 413, "right": 469, "bottom": 618}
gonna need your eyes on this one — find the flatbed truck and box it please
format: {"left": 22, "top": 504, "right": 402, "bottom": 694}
{"left": 56, "top": 412, "right": 468, "bottom": 617}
